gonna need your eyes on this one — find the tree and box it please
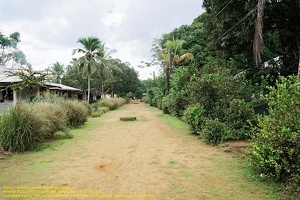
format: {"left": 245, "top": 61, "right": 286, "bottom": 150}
{"left": 0, "top": 31, "right": 27, "bottom": 67}
{"left": 105, "top": 59, "right": 140, "bottom": 98}
{"left": 158, "top": 39, "right": 193, "bottom": 92}
{"left": 51, "top": 62, "right": 65, "bottom": 84}
{"left": 61, "top": 63, "right": 88, "bottom": 97}
{"left": 96, "top": 44, "right": 121, "bottom": 97}
{"left": 4, "top": 66, "right": 50, "bottom": 103}
{"left": 202, "top": 0, "right": 300, "bottom": 79}
{"left": 72, "top": 37, "right": 102, "bottom": 103}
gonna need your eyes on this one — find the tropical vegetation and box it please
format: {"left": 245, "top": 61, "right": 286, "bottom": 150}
{"left": 1, "top": 1, "right": 299, "bottom": 197}
{"left": 141, "top": 1, "right": 300, "bottom": 196}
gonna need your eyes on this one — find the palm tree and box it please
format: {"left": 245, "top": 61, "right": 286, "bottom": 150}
{"left": 52, "top": 62, "right": 64, "bottom": 83}
{"left": 159, "top": 39, "right": 194, "bottom": 92}
{"left": 72, "top": 37, "right": 101, "bottom": 103}
{"left": 96, "top": 43, "right": 122, "bottom": 98}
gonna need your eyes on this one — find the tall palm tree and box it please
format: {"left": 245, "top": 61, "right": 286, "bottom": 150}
{"left": 96, "top": 43, "right": 122, "bottom": 98}
{"left": 159, "top": 39, "right": 194, "bottom": 92}
{"left": 72, "top": 37, "right": 101, "bottom": 103}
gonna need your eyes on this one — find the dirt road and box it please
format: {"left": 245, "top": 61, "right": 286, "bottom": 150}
{"left": 0, "top": 102, "right": 279, "bottom": 200}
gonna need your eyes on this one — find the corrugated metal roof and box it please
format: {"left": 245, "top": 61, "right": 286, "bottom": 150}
{"left": 44, "top": 82, "right": 80, "bottom": 91}
{"left": 0, "top": 66, "right": 21, "bottom": 83}
{"left": 0, "top": 67, "right": 80, "bottom": 91}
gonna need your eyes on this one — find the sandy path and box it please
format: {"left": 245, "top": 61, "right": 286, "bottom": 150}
{"left": 0, "top": 102, "right": 278, "bottom": 200}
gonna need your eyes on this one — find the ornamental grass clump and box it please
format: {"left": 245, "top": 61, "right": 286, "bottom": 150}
{"left": 32, "top": 102, "right": 68, "bottom": 138}
{"left": 0, "top": 103, "right": 49, "bottom": 152}
{"left": 58, "top": 100, "right": 88, "bottom": 128}
{"left": 98, "top": 98, "right": 126, "bottom": 110}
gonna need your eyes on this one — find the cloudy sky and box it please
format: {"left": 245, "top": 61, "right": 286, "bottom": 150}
{"left": 0, "top": 0, "right": 204, "bottom": 80}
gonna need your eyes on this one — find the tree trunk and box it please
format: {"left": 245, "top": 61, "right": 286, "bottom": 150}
{"left": 253, "top": 0, "right": 265, "bottom": 68}
{"left": 101, "top": 83, "right": 105, "bottom": 99}
{"left": 87, "top": 74, "right": 90, "bottom": 103}
{"left": 166, "top": 49, "right": 173, "bottom": 93}
{"left": 298, "top": 46, "right": 300, "bottom": 77}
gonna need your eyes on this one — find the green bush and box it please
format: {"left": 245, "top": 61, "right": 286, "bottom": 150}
{"left": 0, "top": 103, "right": 48, "bottom": 152}
{"left": 147, "top": 88, "right": 164, "bottom": 108}
{"left": 183, "top": 104, "right": 205, "bottom": 134}
{"left": 162, "top": 89, "right": 187, "bottom": 117}
{"left": 91, "top": 110, "right": 103, "bottom": 118}
{"left": 248, "top": 76, "right": 300, "bottom": 184}
{"left": 201, "top": 119, "right": 226, "bottom": 145}
{"left": 58, "top": 100, "right": 88, "bottom": 128}
{"left": 141, "top": 95, "right": 149, "bottom": 103}
{"left": 223, "top": 99, "right": 256, "bottom": 140}
{"left": 32, "top": 103, "right": 68, "bottom": 139}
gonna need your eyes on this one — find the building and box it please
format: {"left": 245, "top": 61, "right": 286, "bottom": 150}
{"left": 0, "top": 66, "right": 80, "bottom": 113}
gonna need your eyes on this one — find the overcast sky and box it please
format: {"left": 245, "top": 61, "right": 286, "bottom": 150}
{"left": 0, "top": 0, "right": 204, "bottom": 80}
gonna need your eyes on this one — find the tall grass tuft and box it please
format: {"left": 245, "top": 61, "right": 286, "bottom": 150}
{"left": 0, "top": 103, "right": 49, "bottom": 152}
{"left": 32, "top": 102, "right": 68, "bottom": 139}
{"left": 97, "top": 98, "right": 127, "bottom": 110}
{"left": 58, "top": 100, "right": 88, "bottom": 128}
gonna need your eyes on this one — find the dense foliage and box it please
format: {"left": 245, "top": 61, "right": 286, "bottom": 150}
{"left": 143, "top": 1, "right": 299, "bottom": 193}
{"left": 0, "top": 31, "right": 27, "bottom": 67}
{"left": 248, "top": 76, "right": 300, "bottom": 184}
{"left": 62, "top": 58, "right": 142, "bottom": 101}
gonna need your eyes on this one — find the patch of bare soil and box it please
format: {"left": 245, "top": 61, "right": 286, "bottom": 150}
{"left": 0, "top": 102, "right": 277, "bottom": 200}
{"left": 218, "top": 141, "right": 249, "bottom": 158}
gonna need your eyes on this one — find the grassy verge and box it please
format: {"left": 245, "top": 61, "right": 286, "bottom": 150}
{"left": 156, "top": 109, "right": 290, "bottom": 200}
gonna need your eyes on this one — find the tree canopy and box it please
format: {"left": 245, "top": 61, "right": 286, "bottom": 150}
{"left": 0, "top": 31, "right": 27, "bottom": 67}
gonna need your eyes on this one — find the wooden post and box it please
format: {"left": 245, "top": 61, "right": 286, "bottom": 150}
{"left": 13, "top": 89, "right": 18, "bottom": 106}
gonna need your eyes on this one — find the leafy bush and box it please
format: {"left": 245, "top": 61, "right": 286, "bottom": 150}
{"left": 58, "top": 100, "right": 88, "bottom": 128}
{"left": 147, "top": 87, "right": 164, "bottom": 108}
{"left": 32, "top": 103, "right": 68, "bottom": 139}
{"left": 0, "top": 103, "right": 48, "bottom": 152}
{"left": 141, "top": 95, "right": 149, "bottom": 103}
{"left": 183, "top": 104, "right": 205, "bottom": 133}
{"left": 162, "top": 89, "right": 188, "bottom": 116}
{"left": 248, "top": 76, "right": 300, "bottom": 184}
{"left": 223, "top": 99, "right": 256, "bottom": 140}
{"left": 201, "top": 119, "right": 226, "bottom": 145}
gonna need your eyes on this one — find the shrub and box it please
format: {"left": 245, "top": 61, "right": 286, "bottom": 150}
{"left": 32, "top": 103, "right": 68, "bottom": 139}
{"left": 162, "top": 89, "right": 188, "bottom": 117}
{"left": 58, "top": 100, "right": 88, "bottom": 128}
{"left": 183, "top": 104, "right": 205, "bottom": 134}
{"left": 0, "top": 103, "right": 48, "bottom": 152}
{"left": 147, "top": 88, "right": 164, "bottom": 108}
{"left": 223, "top": 99, "right": 256, "bottom": 140}
{"left": 248, "top": 76, "right": 300, "bottom": 184}
{"left": 91, "top": 110, "right": 103, "bottom": 118}
{"left": 141, "top": 95, "right": 149, "bottom": 103}
{"left": 201, "top": 119, "right": 226, "bottom": 145}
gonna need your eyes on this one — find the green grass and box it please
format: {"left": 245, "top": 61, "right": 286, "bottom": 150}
{"left": 179, "top": 170, "right": 193, "bottom": 177}
{"left": 154, "top": 105, "right": 289, "bottom": 200}
{"left": 158, "top": 113, "right": 190, "bottom": 131}
{"left": 166, "top": 160, "right": 177, "bottom": 168}
{"left": 28, "top": 159, "right": 55, "bottom": 170}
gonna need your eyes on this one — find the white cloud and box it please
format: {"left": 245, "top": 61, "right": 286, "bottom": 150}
{"left": 0, "top": 0, "right": 204, "bottom": 80}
